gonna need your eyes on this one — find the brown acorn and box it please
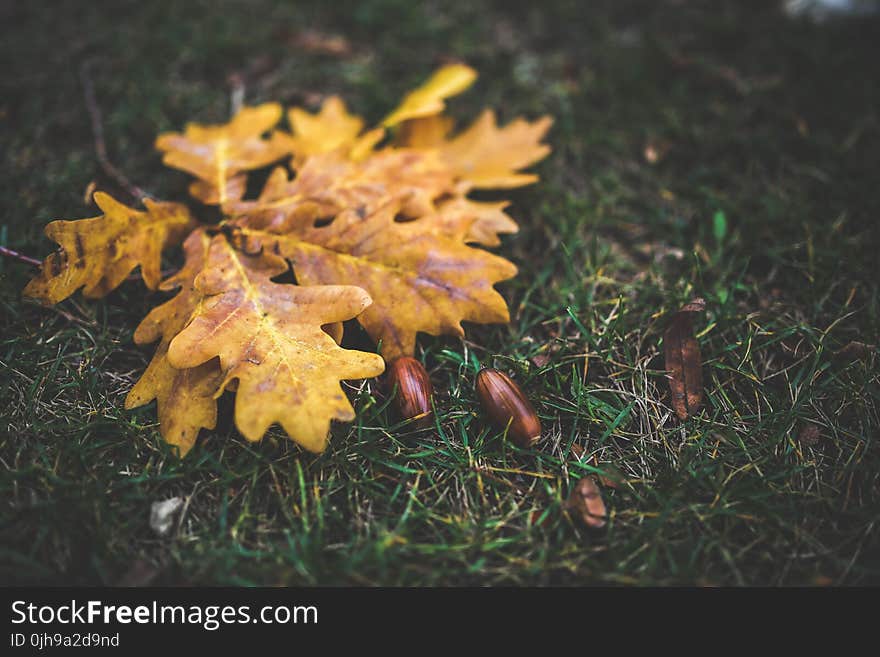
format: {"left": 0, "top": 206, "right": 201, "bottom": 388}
{"left": 565, "top": 476, "right": 607, "bottom": 529}
{"left": 474, "top": 368, "right": 541, "bottom": 447}
{"left": 386, "top": 356, "right": 433, "bottom": 425}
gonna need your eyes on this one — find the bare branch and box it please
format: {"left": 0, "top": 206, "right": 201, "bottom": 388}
{"left": 80, "top": 61, "right": 153, "bottom": 202}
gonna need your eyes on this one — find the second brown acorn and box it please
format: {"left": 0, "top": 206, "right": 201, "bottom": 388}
{"left": 475, "top": 368, "right": 542, "bottom": 448}
{"left": 386, "top": 356, "right": 434, "bottom": 426}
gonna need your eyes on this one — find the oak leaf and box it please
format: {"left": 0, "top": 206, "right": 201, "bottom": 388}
{"left": 164, "top": 234, "right": 385, "bottom": 451}
{"left": 24, "top": 65, "right": 552, "bottom": 455}
{"left": 437, "top": 110, "right": 553, "bottom": 189}
{"left": 431, "top": 196, "right": 519, "bottom": 247}
{"left": 124, "top": 230, "right": 222, "bottom": 455}
{"left": 395, "top": 115, "right": 454, "bottom": 149}
{"left": 155, "top": 103, "right": 291, "bottom": 205}
{"left": 396, "top": 110, "right": 554, "bottom": 189}
{"left": 277, "top": 97, "right": 387, "bottom": 166}
{"left": 281, "top": 96, "right": 366, "bottom": 164}
{"left": 382, "top": 63, "right": 477, "bottom": 127}
{"left": 243, "top": 201, "right": 518, "bottom": 360}
{"left": 24, "top": 192, "right": 193, "bottom": 304}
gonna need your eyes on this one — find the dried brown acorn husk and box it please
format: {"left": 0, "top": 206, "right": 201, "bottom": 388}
{"left": 565, "top": 476, "right": 607, "bottom": 529}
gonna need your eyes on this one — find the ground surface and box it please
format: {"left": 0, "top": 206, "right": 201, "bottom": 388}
{"left": 1, "top": 0, "right": 878, "bottom": 585}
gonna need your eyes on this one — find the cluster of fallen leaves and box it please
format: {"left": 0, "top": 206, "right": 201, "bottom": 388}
{"left": 24, "top": 64, "right": 553, "bottom": 456}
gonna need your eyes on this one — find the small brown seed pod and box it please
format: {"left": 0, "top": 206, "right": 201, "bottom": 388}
{"left": 474, "top": 368, "right": 541, "bottom": 447}
{"left": 565, "top": 476, "right": 607, "bottom": 529}
{"left": 386, "top": 356, "right": 433, "bottom": 425}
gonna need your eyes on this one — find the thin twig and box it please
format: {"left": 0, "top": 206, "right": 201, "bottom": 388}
{"left": 79, "top": 61, "right": 153, "bottom": 202}
{"left": 0, "top": 246, "right": 42, "bottom": 268}
{"left": 1, "top": 245, "right": 174, "bottom": 283}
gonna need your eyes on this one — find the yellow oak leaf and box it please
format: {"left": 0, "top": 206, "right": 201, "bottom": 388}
{"left": 438, "top": 110, "right": 553, "bottom": 189}
{"left": 282, "top": 96, "right": 364, "bottom": 165}
{"left": 165, "top": 235, "right": 385, "bottom": 451}
{"left": 394, "top": 111, "right": 553, "bottom": 190}
{"left": 244, "top": 201, "right": 518, "bottom": 360}
{"left": 23, "top": 192, "right": 193, "bottom": 305}
{"left": 348, "top": 127, "right": 386, "bottom": 161}
{"left": 382, "top": 63, "right": 477, "bottom": 127}
{"left": 228, "top": 150, "right": 454, "bottom": 234}
{"left": 394, "top": 115, "right": 454, "bottom": 149}
{"left": 432, "top": 196, "right": 519, "bottom": 247}
{"left": 155, "top": 103, "right": 290, "bottom": 205}
{"left": 125, "top": 229, "right": 222, "bottom": 456}
{"left": 223, "top": 160, "right": 362, "bottom": 233}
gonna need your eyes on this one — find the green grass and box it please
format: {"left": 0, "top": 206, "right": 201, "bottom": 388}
{"left": 1, "top": 0, "right": 878, "bottom": 585}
